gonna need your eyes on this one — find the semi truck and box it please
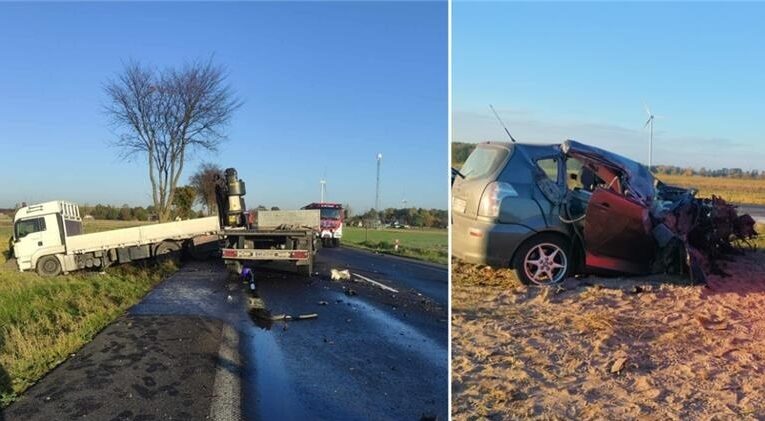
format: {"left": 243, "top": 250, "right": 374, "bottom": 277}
{"left": 9, "top": 168, "right": 319, "bottom": 277}
{"left": 301, "top": 202, "right": 344, "bottom": 247}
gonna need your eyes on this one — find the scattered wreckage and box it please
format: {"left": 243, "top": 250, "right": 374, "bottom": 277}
{"left": 452, "top": 140, "right": 757, "bottom": 285}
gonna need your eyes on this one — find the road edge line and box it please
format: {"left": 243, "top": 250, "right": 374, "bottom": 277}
{"left": 351, "top": 272, "right": 400, "bottom": 293}
{"left": 209, "top": 324, "right": 241, "bottom": 421}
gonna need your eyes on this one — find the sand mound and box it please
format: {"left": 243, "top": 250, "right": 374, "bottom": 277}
{"left": 452, "top": 253, "right": 765, "bottom": 420}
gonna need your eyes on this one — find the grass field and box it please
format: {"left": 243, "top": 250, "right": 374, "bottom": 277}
{"left": 658, "top": 174, "right": 765, "bottom": 205}
{"left": 342, "top": 226, "right": 448, "bottom": 265}
{"left": 0, "top": 219, "right": 171, "bottom": 406}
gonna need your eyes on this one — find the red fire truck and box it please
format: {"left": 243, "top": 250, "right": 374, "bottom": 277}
{"left": 302, "top": 202, "right": 344, "bottom": 247}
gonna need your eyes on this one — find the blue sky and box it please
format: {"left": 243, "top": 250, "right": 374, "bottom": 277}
{"left": 0, "top": 2, "right": 447, "bottom": 211}
{"left": 454, "top": 2, "right": 765, "bottom": 170}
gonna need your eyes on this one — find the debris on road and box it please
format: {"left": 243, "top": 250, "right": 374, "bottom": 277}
{"left": 318, "top": 300, "right": 328, "bottom": 305}
{"left": 247, "top": 294, "right": 318, "bottom": 326}
{"left": 331, "top": 268, "right": 351, "bottom": 281}
{"left": 271, "top": 313, "right": 318, "bottom": 321}
{"left": 345, "top": 288, "right": 358, "bottom": 296}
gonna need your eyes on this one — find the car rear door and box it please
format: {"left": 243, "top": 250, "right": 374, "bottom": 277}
{"left": 583, "top": 187, "right": 656, "bottom": 274}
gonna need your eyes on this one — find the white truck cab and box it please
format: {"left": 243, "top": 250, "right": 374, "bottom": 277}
{"left": 12, "top": 201, "right": 81, "bottom": 273}
{"left": 11, "top": 201, "right": 222, "bottom": 276}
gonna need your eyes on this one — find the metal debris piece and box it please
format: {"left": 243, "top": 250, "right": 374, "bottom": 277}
{"left": 330, "top": 268, "right": 351, "bottom": 281}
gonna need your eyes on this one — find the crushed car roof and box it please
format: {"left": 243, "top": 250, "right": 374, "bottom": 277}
{"left": 562, "top": 139, "right": 656, "bottom": 205}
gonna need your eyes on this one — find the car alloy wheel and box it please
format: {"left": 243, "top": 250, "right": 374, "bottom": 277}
{"left": 522, "top": 242, "right": 568, "bottom": 285}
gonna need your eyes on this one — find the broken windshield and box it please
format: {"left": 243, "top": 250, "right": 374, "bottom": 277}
{"left": 320, "top": 208, "right": 342, "bottom": 220}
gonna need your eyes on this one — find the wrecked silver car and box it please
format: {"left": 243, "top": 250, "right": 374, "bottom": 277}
{"left": 452, "top": 140, "right": 757, "bottom": 285}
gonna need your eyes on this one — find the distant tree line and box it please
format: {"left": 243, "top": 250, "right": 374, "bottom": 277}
{"left": 80, "top": 184, "right": 205, "bottom": 221}
{"left": 452, "top": 142, "right": 476, "bottom": 167}
{"left": 79, "top": 202, "right": 205, "bottom": 222}
{"left": 452, "top": 141, "right": 765, "bottom": 179}
{"left": 347, "top": 208, "right": 447, "bottom": 229}
{"left": 651, "top": 165, "right": 765, "bottom": 179}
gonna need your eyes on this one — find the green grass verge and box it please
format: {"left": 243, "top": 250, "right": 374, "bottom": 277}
{"left": 341, "top": 226, "right": 447, "bottom": 265}
{"left": 0, "top": 218, "right": 172, "bottom": 407}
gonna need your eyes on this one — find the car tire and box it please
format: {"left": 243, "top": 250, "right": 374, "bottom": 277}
{"left": 332, "top": 238, "right": 340, "bottom": 248}
{"left": 37, "top": 255, "right": 62, "bottom": 277}
{"left": 513, "top": 233, "right": 571, "bottom": 286}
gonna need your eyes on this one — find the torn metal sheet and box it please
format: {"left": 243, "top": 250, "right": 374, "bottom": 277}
{"left": 559, "top": 140, "right": 757, "bottom": 283}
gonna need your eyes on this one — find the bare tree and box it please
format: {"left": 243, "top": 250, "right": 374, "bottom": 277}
{"left": 104, "top": 59, "right": 241, "bottom": 222}
{"left": 190, "top": 162, "right": 224, "bottom": 215}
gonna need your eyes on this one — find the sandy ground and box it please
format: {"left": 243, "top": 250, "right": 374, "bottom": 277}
{"left": 452, "top": 252, "right": 765, "bottom": 420}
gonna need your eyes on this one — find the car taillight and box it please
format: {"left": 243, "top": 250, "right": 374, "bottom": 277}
{"left": 222, "top": 249, "right": 237, "bottom": 258}
{"left": 478, "top": 181, "right": 518, "bottom": 217}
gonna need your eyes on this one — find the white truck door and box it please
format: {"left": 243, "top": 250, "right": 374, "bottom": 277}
{"left": 13, "top": 215, "right": 62, "bottom": 271}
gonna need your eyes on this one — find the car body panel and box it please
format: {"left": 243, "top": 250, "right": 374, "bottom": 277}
{"left": 451, "top": 212, "right": 536, "bottom": 267}
{"left": 452, "top": 142, "right": 571, "bottom": 267}
{"left": 583, "top": 187, "right": 656, "bottom": 274}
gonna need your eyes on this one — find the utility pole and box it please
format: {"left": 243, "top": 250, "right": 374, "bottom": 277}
{"left": 648, "top": 120, "right": 653, "bottom": 169}
{"left": 375, "top": 153, "right": 382, "bottom": 211}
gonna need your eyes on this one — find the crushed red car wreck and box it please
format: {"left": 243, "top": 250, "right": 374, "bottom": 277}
{"left": 561, "top": 140, "right": 757, "bottom": 284}
{"left": 451, "top": 139, "right": 758, "bottom": 286}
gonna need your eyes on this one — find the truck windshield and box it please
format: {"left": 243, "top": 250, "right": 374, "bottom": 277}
{"left": 320, "top": 208, "right": 342, "bottom": 220}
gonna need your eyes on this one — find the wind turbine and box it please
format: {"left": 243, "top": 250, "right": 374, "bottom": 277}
{"left": 644, "top": 105, "right": 662, "bottom": 170}
{"left": 375, "top": 153, "right": 382, "bottom": 211}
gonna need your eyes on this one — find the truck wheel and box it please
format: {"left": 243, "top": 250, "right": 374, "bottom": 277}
{"left": 155, "top": 241, "right": 182, "bottom": 265}
{"left": 37, "top": 255, "right": 62, "bottom": 277}
{"left": 332, "top": 238, "right": 340, "bottom": 248}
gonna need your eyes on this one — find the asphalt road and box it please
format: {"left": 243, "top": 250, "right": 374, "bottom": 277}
{"left": 737, "top": 203, "right": 765, "bottom": 223}
{"left": 3, "top": 246, "right": 448, "bottom": 420}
